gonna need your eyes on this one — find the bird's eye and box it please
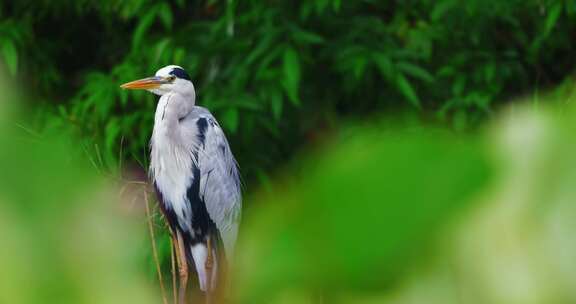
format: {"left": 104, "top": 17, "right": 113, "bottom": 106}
{"left": 167, "top": 75, "right": 176, "bottom": 82}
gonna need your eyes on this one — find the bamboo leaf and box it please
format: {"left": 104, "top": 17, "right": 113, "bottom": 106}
{"left": 282, "top": 47, "right": 301, "bottom": 106}
{"left": 222, "top": 108, "right": 239, "bottom": 133}
{"left": 396, "top": 74, "right": 421, "bottom": 108}
{"left": 158, "top": 3, "right": 173, "bottom": 30}
{"left": 154, "top": 38, "right": 171, "bottom": 63}
{"left": 1, "top": 39, "right": 17, "bottom": 75}
{"left": 292, "top": 29, "right": 325, "bottom": 45}
{"left": 270, "top": 89, "right": 283, "bottom": 121}
{"left": 132, "top": 9, "right": 157, "bottom": 47}
{"left": 544, "top": 3, "right": 562, "bottom": 35}
{"left": 396, "top": 62, "right": 434, "bottom": 83}
{"left": 373, "top": 53, "right": 394, "bottom": 80}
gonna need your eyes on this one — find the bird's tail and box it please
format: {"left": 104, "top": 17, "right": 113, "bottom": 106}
{"left": 189, "top": 243, "right": 219, "bottom": 292}
{"left": 190, "top": 237, "right": 226, "bottom": 292}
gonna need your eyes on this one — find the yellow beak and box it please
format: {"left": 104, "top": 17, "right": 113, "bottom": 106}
{"left": 120, "top": 76, "right": 165, "bottom": 90}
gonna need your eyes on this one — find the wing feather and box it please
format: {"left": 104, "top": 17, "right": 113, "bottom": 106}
{"left": 193, "top": 114, "right": 242, "bottom": 258}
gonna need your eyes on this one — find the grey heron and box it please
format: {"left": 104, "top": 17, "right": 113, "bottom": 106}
{"left": 120, "top": 65, "right": 242, "bottom": 303}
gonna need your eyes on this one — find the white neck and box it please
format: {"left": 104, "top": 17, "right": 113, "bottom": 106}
{"left": 149, "top": 91, "right": 196, "bottom": 184}
{"left": 154, "top": 92, "right": 194, "bottom": 133}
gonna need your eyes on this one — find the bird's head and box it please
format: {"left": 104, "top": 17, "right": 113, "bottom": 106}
{"left": 120, "top": 65, "right": 195, "bottom": 99}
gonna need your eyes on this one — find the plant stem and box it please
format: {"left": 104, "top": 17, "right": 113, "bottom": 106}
{"left": 145, "top": 189, "right": 169, "bottom": 304}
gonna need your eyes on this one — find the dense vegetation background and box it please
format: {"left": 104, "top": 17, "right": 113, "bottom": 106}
{"left": 3, "top": 0, "right": 576, "bottom": 184}
{"left": 2, "top": 1, "right": 576, "bottom": 304}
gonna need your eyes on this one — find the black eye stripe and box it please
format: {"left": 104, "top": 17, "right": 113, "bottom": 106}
{"left": 169, "top": 67, "right": 191, "bottom": 81}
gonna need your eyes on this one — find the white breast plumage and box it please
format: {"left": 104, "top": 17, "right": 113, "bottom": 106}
{"left": 149, "top": 94, "right": 198, "bottom": 232}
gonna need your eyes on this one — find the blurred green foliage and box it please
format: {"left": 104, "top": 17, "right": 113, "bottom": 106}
{"left": 232, "top": 94, "right": 576, "bottom": 304}
{"left": 236, "top": 125, "right": 492, "bottom": 302}
{"left": 1, "top": 0, "right": 576, "bottom": 183}
{"left": 0, "top": 100, "right": 158, "bottom": 303}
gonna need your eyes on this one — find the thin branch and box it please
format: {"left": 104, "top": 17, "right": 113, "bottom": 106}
{"left": 171, "top": 237, "right": 178, "bottom": 304}
{"left": 118, "top": 136, "right": 125, "bottom": 173}
{"left": 144, "top": 190, "right": 169, "bottom": 304}
{"left": 94, "top": 143, "right": 105, "bottom": 169}
{"left": 13, "top": 122, "right": 42, "bottom": 138}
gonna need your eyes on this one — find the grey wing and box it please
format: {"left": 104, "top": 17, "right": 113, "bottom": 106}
{"left": 196, "top": 115, "right": 242, "bottom": 258}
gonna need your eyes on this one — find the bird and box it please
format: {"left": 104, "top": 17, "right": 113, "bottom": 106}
{"left": 120, "top": 65, "right": 242, "bottom": 303}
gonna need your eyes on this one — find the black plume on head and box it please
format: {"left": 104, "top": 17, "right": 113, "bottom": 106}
{"left": 169, "top": 67, "right": 191, "bottom": 81}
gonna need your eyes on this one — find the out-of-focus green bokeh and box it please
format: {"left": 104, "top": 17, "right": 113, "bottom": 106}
{"left": 1, "top": 1, "right": 576, "bottom": 303}
{"left": 0, "top": 79, "right": 158, "bottom": 304}
{"left": 235, "top": 101, "right": 576, "bottom": 304}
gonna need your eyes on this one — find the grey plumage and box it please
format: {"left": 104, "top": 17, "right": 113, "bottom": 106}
{"left": 180, "top": 107, "right": 242, "bottom": 256}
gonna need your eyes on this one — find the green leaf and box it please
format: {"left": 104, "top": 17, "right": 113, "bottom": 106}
{"left": 332, "top": 0, "right": 342, "bottom": 11}
{"left": 105, "top": 119, "right": 121, "bottom": 154}
{"left": 292, "top": 29, "right": 325, "bottom": 45}
{"left": 544, "top": 3, "right": 562, "bottom": 35}
{"left": 452, "top": 76, "right": 466, "bottom": 96}
{"left": 437, "top": 66, "right": 456, "bottom": 78}
{"left": 119, "top": 89, "right": 128, "bottom": 107}
{"left": 158, "top": 3, "right": 173, "bottom": 30}
{"left": 315, "top": 0, "right": 330, "bottom": 13}
{"left": 1, "top": 39, "right": 17, "bottom": 76}
{"left": 154, "top": 38, "right": 171, "bottom": 63}
{"left": 132, "top": 9, "right": 157, "bottom": 47}
{"left": 396, "top": 74, "right": 420, "bottom": 108}
{"left": 483, "top": 63, "right": 496, "bottom": 83}
{"left": 452, "top": 110, "right": 468, "bottom": 131}
{"left": 270, "top": 89, "right": 283, "bottom": 121}
{"left": 282, "top": 47, "right": 301, "bottom": 106}
{"left": 173, "top": 48, "right": 185, "bottom": 64}
{"left": 373, "top": 53, "right": 394, "bottom": 80}
{"left": 246, "top": 33, "right": 276, "bottom": 66}
{"left": 352, "top": 57, "right": 367, "bottom": 79}
{"left": 222, "top": 108, "right": 239, "bottom": 133}
{"left": 431, "top": 0, "right": 456, "bottom": 21}
{"left": 396, "top": 62, "right": 434, "bottom": 83}
{"left": 300, "top": 3, "right": 313, "bottom": 20}
{"left": 57, "top": 105, "right": 68, "bottom": 117}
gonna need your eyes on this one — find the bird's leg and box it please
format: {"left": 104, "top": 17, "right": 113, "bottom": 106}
{"left": 205, "top": 236, "right": 214, "bottom": 303}
{"left": 175, "top": 231, "right": 189, "bottom": 304}
{"left": 170, "top": 237, "right": 178, "bottom": 304}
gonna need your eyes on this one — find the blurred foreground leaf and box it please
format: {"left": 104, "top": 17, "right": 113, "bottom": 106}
{"left": 235, "top": 95, "right": 576, "bottom": 303}
{"left": 1, "top": 39, "right": 17, "bottom": 75}
{"left": 236, "top": 124, "right": 491, "bottom": 302}
{"left": 0, "top": 119, "right": 159, "bottom": 304}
